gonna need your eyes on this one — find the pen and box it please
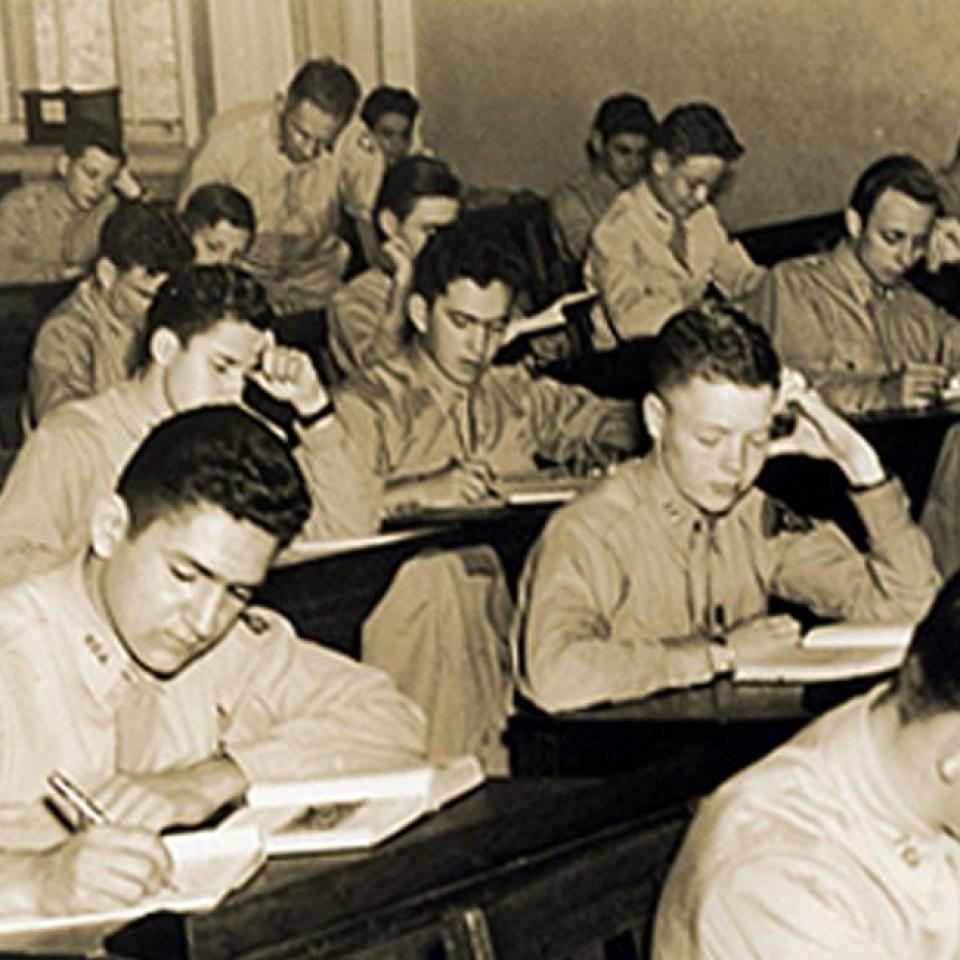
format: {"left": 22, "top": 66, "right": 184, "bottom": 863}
{"left": 47, "top": 770, "right": 108, "bottom": 827}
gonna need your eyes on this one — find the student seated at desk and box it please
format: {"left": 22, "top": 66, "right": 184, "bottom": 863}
{"left": 513, "top": 305, "right": 938, "bottom": 713}
{"left": 334, "top": 216, "right": 640, "bottom": 517}
{"left": 328, "top": 155, "right": 461, "bottom": 379}
{"left": 747, "top": 154, "right": 960, "bottom": 415}
{"left": 0, "top": 117, "right": 141, "bottom": 286}
{"left": 550, "top": 92, "right": 657, "bottom": 269}
{"left": 181, "top": 182, "right": 255, "bottom": 266}
{"left": 655, "top": 572, "right": 960, "bottom": 959}
{"left": 25, "top": 200, "right": 195, "bottom": 426}
{"left": 0, "top": 407, "right": 423, "bottom": 871}
{"left": 181, "top": 58, "right": 370, "bottom": 315}
{"left": 0, "top": 264, "right": 372, "bottom": 592}
{"left": 585, "top": 103, "right": 764, "bottom": 347}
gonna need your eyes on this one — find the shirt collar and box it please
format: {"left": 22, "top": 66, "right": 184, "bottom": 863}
{"left": 408, "top": 340, "right": 475, "bottom": 414}
{"left": 831, "top": 239, "right": 897, "bottom": 305}
{"left": 57, "top": 556, "right": 157, "bottom": 708}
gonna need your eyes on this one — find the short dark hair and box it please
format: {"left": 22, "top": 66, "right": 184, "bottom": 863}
{"left": 182, "top": 182, "right": 256, "bottom": 237}
{"left": 99, "top": 201, "right": 195, "bottom": 275}
{"left": 286, "top": 58, "right": 360, "bottom": 121}
{"left": 649, "top": 304, "right": 781, "bottom": 396}
{"left": 136, "top": 264, "right": 273, "bottom": 370}
{"left": 375, "top": 155, "right": 460, "bottom": 225}
{"left": 64, "top": 117, "right": 125, "bottom": 165}
{"left": 116, "top": 406, "right": 310, "bottom": 548}
{"left": 412, "top": 214, "right": 528, "bottom": 306}
{"left": 361, "top": 86, "right": 420, "bottom": 128}
{"left": 652, "top": 103, "right": 744, "bottom": 163}
{"left": 882, "top": 573, "right": 960, "bottom": 723}
{"left": 594, "top": 93, "right": 657, "bottom": 143}
{"left": 848, "top": 154, "right": 942, "bottom": 222}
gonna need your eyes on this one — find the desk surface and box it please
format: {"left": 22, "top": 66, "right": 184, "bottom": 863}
{"left": 108, "top": 775, "right": 691, "bottom": 960}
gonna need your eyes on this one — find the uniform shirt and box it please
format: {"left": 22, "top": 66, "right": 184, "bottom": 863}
{"left": 334, "top": 115, "right": 386, "bottom": 226}
{"left": 0, "top": 375, "right": 378, "bottom": 592}
{"left": 333, "top": 342, "right": 640, "bottom": 513}
{"left": 0, "top": 179, "right": 115, "bottom": 285}
{"left": 513, "top": 454, "right": 939, "bottom": 712}
{"left": 0, "top": 558, "right": 425, "bottom": 809}
{"left": 180, "top": 100, "right": 355, "bottom": 313}
{"left": 585, "top": 179, "right": 764, "bottom": 345}
{"left": 26, "top": 276, "right": 140, "bottom": 425}
{"left": 747, "top": 241, "right": 960, "bottom": 415}
{"left": 328, "top": 266, "right": 401, "bottom": 379}
{"left": 654, "top": 687, "right": 960, "bottom": 960}
{"left": 549, "top": 164, "right": 621, "bottom": 265}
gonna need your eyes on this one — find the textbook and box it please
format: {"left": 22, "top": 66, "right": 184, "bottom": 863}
{"left": 0, "top": 826, "right": 264, "bottom": 954}
{"left": 734, "top": 622, "right": 913, "bottom": 684}
{"left": 220, "top": 755, "right": 485, "bottom": 855}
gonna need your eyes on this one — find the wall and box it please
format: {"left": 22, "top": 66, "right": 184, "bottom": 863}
{"left": 413, "top": 0, "right": 960, "bottom": 229}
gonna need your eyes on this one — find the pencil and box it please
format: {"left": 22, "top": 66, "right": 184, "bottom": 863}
{"left": 47, "top": 770, "right": 108, "bottom": 827}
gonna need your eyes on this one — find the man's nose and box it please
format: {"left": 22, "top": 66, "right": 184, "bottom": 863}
{"left": 185, "top": 584, "right": 223, "bottom": 641}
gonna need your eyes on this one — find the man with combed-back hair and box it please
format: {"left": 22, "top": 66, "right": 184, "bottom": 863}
{"left": 513, "top": 305, "right": 938, "bottom": 713}
{"left": 0, "top": 405, "right": 424, "bottom": 913}
{"left": 655, "top": 571, "right": 960, "bottom": 959}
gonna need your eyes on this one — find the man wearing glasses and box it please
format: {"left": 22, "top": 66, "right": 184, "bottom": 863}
{"left": 586, "top": 103, "right": 765, "bottom": 347}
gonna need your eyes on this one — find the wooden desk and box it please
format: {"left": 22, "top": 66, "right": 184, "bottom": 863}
{"left": 107, "top": 776, "right": 691, "bottom": 960}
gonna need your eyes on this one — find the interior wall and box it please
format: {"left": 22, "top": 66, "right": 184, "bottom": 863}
{"left": 413, "top": 0, "right": 960, "bottom": 229}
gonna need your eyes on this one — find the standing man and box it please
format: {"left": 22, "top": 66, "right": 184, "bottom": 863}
{"left": 586, "top": 103, "right": 764, "bottom": 346}
{"left": 180, "top": 58, "right": 366, "bottom": 314}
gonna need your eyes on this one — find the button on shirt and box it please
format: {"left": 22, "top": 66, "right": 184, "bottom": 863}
{"left": 549, "top": 165, "right": 622, "bottom": 265}
{"left": 333, "top": 343, "right": 639, "bottom": 513}
{"left": 27, "top": 276, "right": 141, "bottom": 425}
{"left": 0, "top": 179, "right": 115, "bottom": 285}
{"left": 747, "top": 241, "right": 960, "bottom": 415}
{"left": 654, "top": 687, "right": 960, "bottom": 960}
{"left": 585, "top": 179, "right": 764, "bottom": 345}
{"left": 0, "top": 558, "right": 426, "bottom": 814}
{"left": 181, "top": 100, "right": 353, "bottom": 312}
{"left": 513, "top": 454, "right": 939, "bottom": 712}
{"left": 0, "top": 376, "right": 379, "bottom": 592}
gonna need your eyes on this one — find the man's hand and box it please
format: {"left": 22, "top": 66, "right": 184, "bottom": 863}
{"left": 767, "top": 382, "right": 885, "bottom": 487}
{"left": 383, "top": 235, "right": 415, "bottom": 288}
{"left": 95, "top": 758, "right": 247, "bottom": 832}
{"left": 31, "top": 826, "right": 169, "bottom": 915}
{"left": 892, "top": 361, "right": 949, "bottom": 410}
{"left": 927, "top": 216, "right": 960, "bottom": 273}
{"left": 726, "top": 614, "right": 802, "bottom": 668}
{"left": 249, "top": 335, "right": 329, "bottom": 417}
{"left": 113, "top": 166, "right": 143, "bottom": 202}
{"left": 386, "top": 460, "right": 498, "bottom": 513}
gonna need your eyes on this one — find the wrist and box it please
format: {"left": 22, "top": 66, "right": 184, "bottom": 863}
{"left": 195, "top": 755, "right": 248, "bottom": 810}
{"left": 840, "top": 449, "right": 886, "bottom": 488}
{"left": 708, "top": 636, "right": 736, "bottom": 678}
{"left": 296, "top": 398, "right": 335, "bottom": 428}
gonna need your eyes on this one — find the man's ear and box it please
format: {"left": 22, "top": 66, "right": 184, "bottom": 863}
{"left": 55, "top": 154, "right": 71, "bottom": 179}
{"left": 642, "top": 392, "right": 666, "bottom": 441}
{"left": 94, "top": 257, "right": 117, "bottom": 291}
{"left": 149, "top": 327, "right": 180, "bottom": 368}
{"left": 408, "top": 293, "right": 429, "bottom": 334}
{"left": 378, "top": 209, "right": 400, "bottom": 238}
{"left": 844, "top": 207, "right": 863, "bottom": 241}
{"left": 589, "top": 131, "right": 606, "bottom": 159}
{"left": 90, "top": 494, "right": 131, "bottom": 560}
{"left": 650, "top": 149, "right": 672, "bottom": 179}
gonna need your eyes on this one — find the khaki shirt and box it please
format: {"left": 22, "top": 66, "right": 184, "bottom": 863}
{"left": 0, "top": 376, "right": 378, "bottom": 592}
{"left": 334, "top": 116, "right": 386, "bottom": 224}
{"left": 654, "top": 688, "right": 960, "bottom": 960}
{"left": 585, "top": 179, "right": 764, "bottom": 344}
{"left": 0, "top": 558, "right": 425, "bottom": 810}
{"left": 514, "top": 455, "right": 938, "bottom": 712}
{"left": 27, "top": 276, "right": 140, "bottom": 425}
{"left": 747, "top": 241, "right": 960, "bottom": 414}
{"left": 0, "top": 179, "right": 115, "bottom": 285}
{"left": 333, "top": 343, "right": 640, "bottom": 511}
{"left": 327, "top": 266, "right": 399, "bottom": 379}
{"left": 180, "top": 100, "right": 353, "bottom": 312}
{"left": 549, "top": 165, "right": 621, "bottom": 264}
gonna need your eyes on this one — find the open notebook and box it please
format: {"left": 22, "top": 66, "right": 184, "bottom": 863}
{"left": 219, "top": 756, "right": 485, "bottom": 855}
{"left": 734, "top": 622, "right": 914, "bottom": 684}
{"left": 0, "top": 826, "right": 264, "bottom": 954}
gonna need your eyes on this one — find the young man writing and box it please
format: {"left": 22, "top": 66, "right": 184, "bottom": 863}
{"left": 328, "top": 154, "right": 461, "bottom": 379}
{"left": 586, "top": 102, "right": 764, "bottom": 346}
{"left": 0, "top": 117, "right": 141, "bottom": 285}
{"left": 513, "top": 305, "right": 938, "bottom": 713}
{"left": 26, "top": 200, "right": 195, "bottom": 425}
{"left": 0, "top": 406, "right": 424, "bottom": 913}
{"left": 0, "top": 263, "right": 373, "bottom": 591}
